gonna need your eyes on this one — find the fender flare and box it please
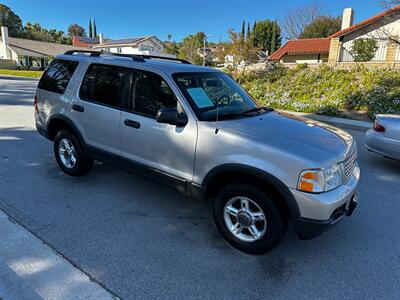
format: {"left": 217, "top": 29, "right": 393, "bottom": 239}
{"left": 47, "top": 114, "right": 87, "bottom": 151}
{"left": 202, "top": 163, "right": 300, "bottom": 219}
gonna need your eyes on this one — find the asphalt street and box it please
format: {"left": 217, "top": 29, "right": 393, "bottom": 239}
{"left": 1, "top": 76, "right": 399, "bottom": 299}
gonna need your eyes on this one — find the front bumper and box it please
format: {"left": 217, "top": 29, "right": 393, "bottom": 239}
{"left": 293, "top": 191, "right": 358, "bottom": 239}
{"left": 291, "top": 164, "right": 360, "bottom": 239}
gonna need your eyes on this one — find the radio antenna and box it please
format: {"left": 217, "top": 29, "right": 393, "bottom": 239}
{"left": 215, "top": 99, "right": 220, "bottom": 134}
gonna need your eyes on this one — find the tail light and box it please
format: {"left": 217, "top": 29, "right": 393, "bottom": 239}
{"left": 34, "top": 94, "right": 38, "bottom": 113}
{"left": 373, "top": 120, "right": 385, "bottom": 132}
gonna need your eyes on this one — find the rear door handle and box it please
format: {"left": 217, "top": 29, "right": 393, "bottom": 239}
{"left": 72, "top": 104, "right": 84, "bottom": 112}
{"left": 124, "top": 119, "right": 141, "bottom": 129}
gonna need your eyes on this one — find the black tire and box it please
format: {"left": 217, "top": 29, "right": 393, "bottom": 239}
{"left": 213, "top": 184, "right": 286, "bottom": 255}
{"left": 54, "top": 130, "right": 93, "bottom": 176}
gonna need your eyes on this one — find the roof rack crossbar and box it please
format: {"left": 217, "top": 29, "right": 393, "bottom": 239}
{"left": 63, "top": 50, "right": 145, "bottom": 62}
{"left": 139, "top": 54, "right": 191, "bottom": 64}
{"left": 63, "top": 50, "right": 191, "bottom": 64}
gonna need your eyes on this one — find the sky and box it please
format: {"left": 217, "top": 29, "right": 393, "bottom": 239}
{"left": 2, "top": 0, "right": 390, "bottom": 42}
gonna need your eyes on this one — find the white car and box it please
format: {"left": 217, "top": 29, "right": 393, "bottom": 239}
{"left": 365, "top": 114, "right": 400, "bottom": 160}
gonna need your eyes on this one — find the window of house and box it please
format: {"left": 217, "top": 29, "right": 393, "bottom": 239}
{"left": 128, "top": 70, "right": 177, "bottom": 117}
{"left": 79, "top": 64, "right": 125, "bottom": 108}
{"left": 38, "top": 59, "right": 79, "bottom": 94}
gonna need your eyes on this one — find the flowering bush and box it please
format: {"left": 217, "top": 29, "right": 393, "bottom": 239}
{"left": 239, "top": 64, "right": 400, "bottom": 119}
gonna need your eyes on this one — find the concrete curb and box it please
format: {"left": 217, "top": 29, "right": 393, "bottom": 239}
{"left": 0, "top": 210, "right": 116, "bottom": 300}
{"left": 279, "top": 110, "right": 371, "bottom": 132}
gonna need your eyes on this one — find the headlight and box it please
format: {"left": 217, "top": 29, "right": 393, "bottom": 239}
{"left": 298, "top": 164, "right": 343, "bottom": 193}
{"left": 324, "top": 163, "right": 343, "bottom": 191}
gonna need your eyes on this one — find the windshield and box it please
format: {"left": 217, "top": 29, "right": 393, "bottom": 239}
{"left": 173, "top": 72, "right": 261, "bottom": 121}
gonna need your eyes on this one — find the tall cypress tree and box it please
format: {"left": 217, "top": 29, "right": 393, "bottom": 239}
{"left": 252, "top": 21, "right": 257, "bottom": 47}
{"left": 93, "top": 19, "right": 97, "bottom": 38}
{"left": 270, "top": 21, "right": 277, "bottom": 54}
{"left": 246, "top": 23, "right": 251, "bottom": 42}
{"left": 88, "top": 19, "right": 93, "bottom": 38}
{"left": 240, "top": 20, "right": 245, "bottom": 44}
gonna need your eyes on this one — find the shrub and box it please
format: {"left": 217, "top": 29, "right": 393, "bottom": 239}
{"left": 351, "top": 38, "right": 379, "bottom": 62}
{"left": 239, "top": 64, "right": 400, "bottom": 119}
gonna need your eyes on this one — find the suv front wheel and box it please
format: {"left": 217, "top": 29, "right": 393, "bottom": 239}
{"left": 54, "top": 130, "right": 93, "bottom": 176}
{"left": 213, "top": 184, "right": 286, "bottom": 254}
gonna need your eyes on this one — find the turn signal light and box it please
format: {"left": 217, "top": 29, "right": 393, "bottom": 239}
{"left": 299, "top": 172, "right": 315, "bottom": 191}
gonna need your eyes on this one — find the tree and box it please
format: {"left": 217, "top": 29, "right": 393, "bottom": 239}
{"left": 93, "top": 19, "right": 97, "bottom": 38}
{"left": 216, "top": 28, "right": 259, "bottom": 77}
{"left": 240, "top": 21, "right": 245, "bottom": 44}
{"left": 282, "top": 3, "right": 321, "bottom": 39}
{"left": 270, "top": 21, "right": 277, "bottom": 53}
{"left": 67, "top": 24, "right": 86, "bottom": 37}
{"left": 165, "top": 41, "right": 179, "bottom": 56}
{"left": 252, "top": 19, "right": 281, "bottom": 54}
{"left": 0, "top": 4, "right": 23, "bottom": 37}
{"left": 380, "top": 0, "right": 400, "bottom": 7}
{"left": 246, "top": 23, "right": 251, "bottom": 41}
{"left": 178, "top": 32, "right": 204, "bottom": 64}
{"left": 22, "top": 22, "right": 70, "bottom": 44}
{"left": 88, "top": 19, "right": 93, "bottom": 38}
{"left": 369, "top": 1, "right": 400, "bottom": 46}
{"left": 167, "top": 34, "right": 172, "bottom": 41}
{"left": 351, "top": 38, "right": 379, "bottom": 62}
{"left": 300, "top": 16, "right": 341, "bottom": 38}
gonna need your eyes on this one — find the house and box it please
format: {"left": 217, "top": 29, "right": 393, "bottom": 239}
{"left": 270, "top": 5, "right": 400, "bottom": 67}
{"left": 0, "top": 26, "right": 85, "bottom": 69}
{"left": 93, "top": 36, "right": 174, "bottom": 57}
{"left": 328, "top": 5, "right": 400, "bottom": 65}
{"left": 72, "top": 36, "right": 100, "bottom": 48}
{"left": 268, "top": 38, "right": 331, "bottom": 63}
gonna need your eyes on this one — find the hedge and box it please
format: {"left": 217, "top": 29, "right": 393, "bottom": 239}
{"left": 235, "top": 64, "right": 400, "bottom": 119}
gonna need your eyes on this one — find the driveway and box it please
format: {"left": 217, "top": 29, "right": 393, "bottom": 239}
{"left": 1, "top": 76, "right": 399, "bottom": 299}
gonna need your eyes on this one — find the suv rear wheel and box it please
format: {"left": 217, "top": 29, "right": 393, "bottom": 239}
{"left": 54, "top": 130, "right": 93, "bottom": 176}
{"left": 213, "top": 184, "right": 286, "bottom": 254}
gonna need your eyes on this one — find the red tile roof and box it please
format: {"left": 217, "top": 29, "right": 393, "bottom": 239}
{"left": 269, "top": 38, "right": 331, "bottom": 61}
{"left": 330, "top": 4, "right": 400, "bottom": 38}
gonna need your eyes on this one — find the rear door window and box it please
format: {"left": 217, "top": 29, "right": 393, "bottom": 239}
{"left": 79, "top": 64, "right": 125, "bottom": 108}
{"left": 37, "top": 59, "right": 79, "bottom": 94}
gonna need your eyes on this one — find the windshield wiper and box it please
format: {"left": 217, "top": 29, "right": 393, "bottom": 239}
{"left": 243, "top": 106, "right": 274, "bottom": 115}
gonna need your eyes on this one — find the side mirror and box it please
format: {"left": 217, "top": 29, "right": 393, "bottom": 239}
{"left": 156, "top": 107, "right": 188, "bottom": 127}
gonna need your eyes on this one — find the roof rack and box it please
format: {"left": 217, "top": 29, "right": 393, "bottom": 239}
{"left": 63, "top": 50, "right": 191, "bottom": 64}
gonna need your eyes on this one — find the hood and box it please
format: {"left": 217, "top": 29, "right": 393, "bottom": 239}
{"left": 217, "top": 111, "right": 354, "bottom": 166}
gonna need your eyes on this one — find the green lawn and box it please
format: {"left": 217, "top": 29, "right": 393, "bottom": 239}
{"left": 0, "top": 69, "right": 43, "bottom": 78}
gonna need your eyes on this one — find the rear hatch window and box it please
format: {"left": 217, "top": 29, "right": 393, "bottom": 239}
{"left": 38, "top": 59, "right": 79, "bottom": 94}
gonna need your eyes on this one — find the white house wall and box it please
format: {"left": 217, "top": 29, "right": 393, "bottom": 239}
{"left": 101, "top": 38, "right": 168, "bottom": 56}
{"left": 340, "top": 18, "right": 400, "bottom": 62}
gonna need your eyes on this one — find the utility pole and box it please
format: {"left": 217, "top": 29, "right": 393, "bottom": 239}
{"left": 203, "top": 35, "right": 206, "bottom": 66}
{"left": 203, "top": 34, "right": 211, "bottom": 66}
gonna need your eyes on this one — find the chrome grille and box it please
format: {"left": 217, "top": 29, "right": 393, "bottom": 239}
{"left": 343, "top": 150, "right": 357, "bottom": 181}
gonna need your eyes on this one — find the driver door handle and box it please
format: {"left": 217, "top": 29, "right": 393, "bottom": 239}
{"left": 124, "top": 119, "right": 141, "bottom": 129}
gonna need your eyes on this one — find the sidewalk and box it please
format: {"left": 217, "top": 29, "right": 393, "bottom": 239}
{"left": 0, "top": 210, "right": 116, "bottom": 300}
{"left": 279, "top": 110, "right": 371, "bottom": 131}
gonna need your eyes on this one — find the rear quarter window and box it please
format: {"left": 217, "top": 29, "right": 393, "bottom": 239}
{"left": 37, "top": 59, "right": 79, "bottom": 94}
{"left": 79, "top": 64, "right": 125, "bottom": 108}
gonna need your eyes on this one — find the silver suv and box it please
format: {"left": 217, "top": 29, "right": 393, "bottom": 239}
{"left": 35, "top": 51, "right": 360, "bottom": 254}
